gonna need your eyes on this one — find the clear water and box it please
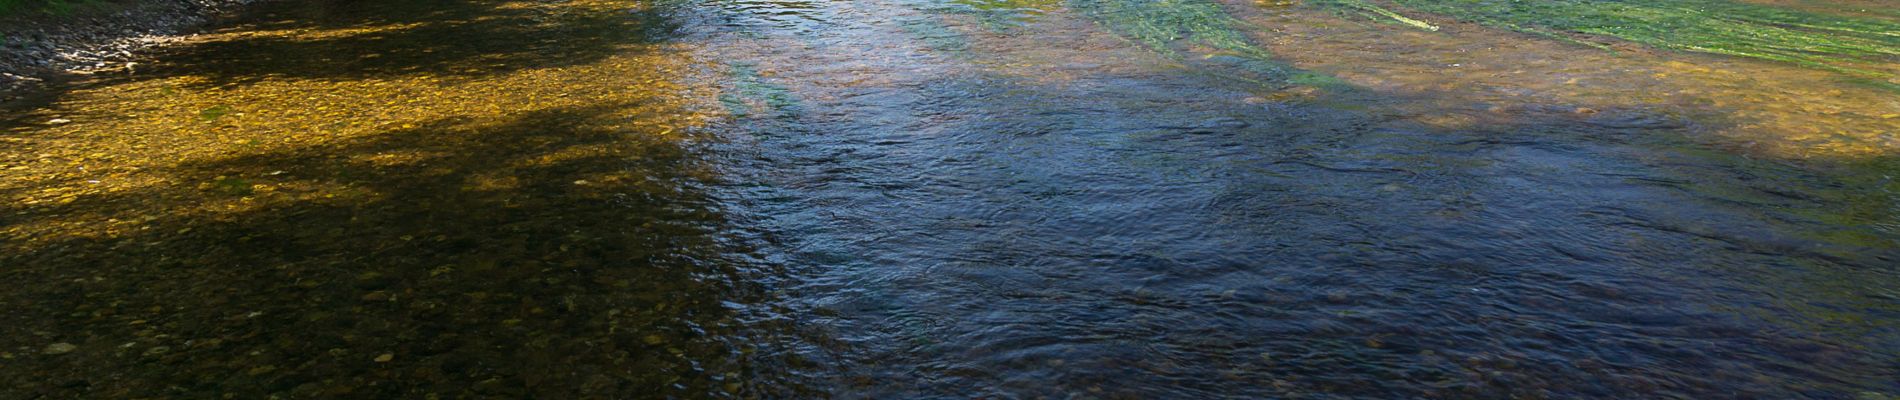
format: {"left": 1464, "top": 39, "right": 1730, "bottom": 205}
{"left": 2, "top": 0, "right": 1896, "bottom": 398}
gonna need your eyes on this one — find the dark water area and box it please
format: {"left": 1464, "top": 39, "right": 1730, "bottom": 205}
{"left": 1, "top": 0, "right": 1897, "bottom": 398}
{"left": 696, "top": 0, "right": 1900, "bottom": 397}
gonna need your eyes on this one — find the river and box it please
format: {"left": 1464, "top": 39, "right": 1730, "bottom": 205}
{"left": 1, "top": 0, "right": 1896, "bottom": 398}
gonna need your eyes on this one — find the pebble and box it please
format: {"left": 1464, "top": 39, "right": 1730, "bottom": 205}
{"left": 361, "top": 291, "right": 390, "bottom": 302}
{"left": 143, "top": 346, "right": 171, "bottom": 356}
{"left": 42, "top": 342, "right": 77, "bottom": 355}
{"left": 374, "top": 353, "right": 394, "bottom": 362}
{"left": 47, "top": 118, "right": 71, "bottom": 125}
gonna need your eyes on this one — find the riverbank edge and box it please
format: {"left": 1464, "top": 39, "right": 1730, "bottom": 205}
{"left": 0, "top": 0, "right": 261, "bottom": 100}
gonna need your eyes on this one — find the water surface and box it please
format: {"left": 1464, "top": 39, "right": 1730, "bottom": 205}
{"left": 1, "top": 0, "right": 1896, "bottom": 398}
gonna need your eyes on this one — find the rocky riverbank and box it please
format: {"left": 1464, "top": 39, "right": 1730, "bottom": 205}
{"left": 0, "top": 0, "right": 259, "bottom": 98}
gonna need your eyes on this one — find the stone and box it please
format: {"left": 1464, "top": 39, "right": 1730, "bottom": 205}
{"left": 143, "top": 346, "right": 171, "bottom": 356}
{"left": 42, "top": 342, "right": 77, "bottom": 355}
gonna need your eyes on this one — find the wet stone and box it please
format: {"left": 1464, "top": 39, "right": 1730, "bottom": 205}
{"left": 142, "top": 346, "right": 170, "bottom": 356}
{"left": 360, "top": 291, "right": 390, "bottom": 302}
{"left": 41, "top": 343, "right": 77, "bottom": 355}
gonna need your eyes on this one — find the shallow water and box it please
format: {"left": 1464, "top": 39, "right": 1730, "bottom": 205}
{"left": 2, "top": 0, "right": 1897, "bottom": 398}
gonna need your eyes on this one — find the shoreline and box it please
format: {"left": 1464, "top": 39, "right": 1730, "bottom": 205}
{"left": 0, "top": 0, "right": 259, "bottom": 99}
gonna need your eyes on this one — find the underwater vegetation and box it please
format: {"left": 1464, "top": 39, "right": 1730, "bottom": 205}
{"left": 1066, "top": 0, "right": 1267, "bottom": 57}
{"left": 1063, "top": 0, "right": 1352, "bottom": 88}
{"left": 928, "top": 0, "right": 1063, "bottom": 27}
{"left": 1310, "top": 0, "right": 1900, "bottom": 84}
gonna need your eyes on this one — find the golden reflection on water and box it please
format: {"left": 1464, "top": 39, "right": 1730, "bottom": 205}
{"left": 3, "top": 0, "right": 721, "bottom": 246}
{"left": 0, "top": 0, "right": 803, "bottom": 396}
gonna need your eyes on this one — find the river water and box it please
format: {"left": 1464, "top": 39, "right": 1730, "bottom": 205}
{"left": 1, "top": 0, "right": 1896, "bottom": 398}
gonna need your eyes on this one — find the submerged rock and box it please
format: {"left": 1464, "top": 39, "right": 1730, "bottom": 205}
{"left": 41, "top": 343, "right": 77, "bottom": 355}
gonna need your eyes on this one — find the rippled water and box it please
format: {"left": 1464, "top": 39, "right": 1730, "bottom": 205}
{"left": 2, "top": 0, "right": 1896, "bottom": 398}
{"left": 693, "top": 0, "right": 1899, "bottom": 397}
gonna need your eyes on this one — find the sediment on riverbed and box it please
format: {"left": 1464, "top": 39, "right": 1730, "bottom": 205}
{"left": 0, "top": 0, "right": 259, "bottom": 98}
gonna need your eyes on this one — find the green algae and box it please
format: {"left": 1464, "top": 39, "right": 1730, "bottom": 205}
{"left": 1322, "top": 0, "right": 1437, "bottom": 31}
{"left": 1066, "top": 0, "right": 1265, "bottom": 58}
{"left": 926, "top": 0, "right": 1062, "bottom": 29}
{"left": 1311, "top": 0, "right": 1900, "bottom": 81}
{"left": 908, "top": 0, "right": 1358, "bottom": 91}
{"left": 1066, "top": 0, "right": 1340, "bottom": 89}
{"left": 198, "top": 104, "right": 233, "bottom": 121}
{"left": 721, "top": 63, "right": 800, "bottom": 119}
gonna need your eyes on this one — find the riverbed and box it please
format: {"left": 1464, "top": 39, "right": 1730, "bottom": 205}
{"left": 2, "top": 0, "right": 1896, "bottom": 397}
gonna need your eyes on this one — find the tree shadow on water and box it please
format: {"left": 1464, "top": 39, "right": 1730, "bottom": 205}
{"left": 0, "top": 104, "right": 813, "bottom": 398}
{"left": 113, "top": 0, "right": 685, "bottom": 87}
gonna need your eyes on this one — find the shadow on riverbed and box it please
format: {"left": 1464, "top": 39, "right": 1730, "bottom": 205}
{"left": 0, "top": 103, "right": 813, "bottom": 398}
{"left": 104, "top": 0, "right": 685, "bottom": 87}
{"left": 0, "top": 0, "right": 818, "bottom": 397}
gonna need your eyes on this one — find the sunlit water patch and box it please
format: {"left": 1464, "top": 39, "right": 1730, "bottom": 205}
{"left": 1, "top": 0, "right": 818, "bottom": 397}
